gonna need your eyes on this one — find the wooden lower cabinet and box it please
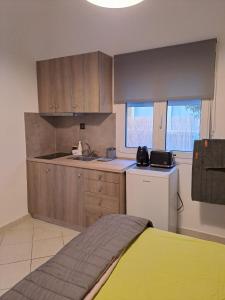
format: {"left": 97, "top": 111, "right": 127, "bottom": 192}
{"left": 27, "top": 162, "right": 83, "bottom": 229}
{"left": 83, "top": 169, "right": 125, "bottom": 227}
{"left": 27, "top": 161, "right": 125, "bottom": 229}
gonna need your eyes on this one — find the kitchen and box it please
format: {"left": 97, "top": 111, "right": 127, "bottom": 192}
{"left": 25, "top": 51, "right": 135, "bottom": 230}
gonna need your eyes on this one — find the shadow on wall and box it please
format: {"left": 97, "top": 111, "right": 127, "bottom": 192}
{"left": 200, "top": 202, "right": 225, "bottom": 229}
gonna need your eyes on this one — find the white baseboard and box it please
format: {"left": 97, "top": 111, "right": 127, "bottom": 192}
{"left": 178, "top": 227, "right": 225, "bottom": 245}
{"left": 0, "top": 214, "right": 31, "bottom": 232}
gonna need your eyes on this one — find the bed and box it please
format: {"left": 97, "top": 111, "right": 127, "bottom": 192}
{"left": 1, "top": 214, "right": 225, "bottom": 300}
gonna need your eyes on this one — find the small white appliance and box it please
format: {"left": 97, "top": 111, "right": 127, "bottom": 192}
{"left": 126, "top": 166, "right": 178, "bottom": 232}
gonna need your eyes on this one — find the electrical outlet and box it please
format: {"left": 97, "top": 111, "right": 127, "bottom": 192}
{"left": 80, "top": 123, "right": 85, "bottom": 130}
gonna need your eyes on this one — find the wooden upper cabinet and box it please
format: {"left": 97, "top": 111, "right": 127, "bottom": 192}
{"left": 36, "top": 51, "right": 112, "bottom": 113}
{"left": 37, "top": 60, "right": 54, "bottom": 112}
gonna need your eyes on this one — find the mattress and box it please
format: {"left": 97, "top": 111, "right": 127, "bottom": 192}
{"left": 94, "top": 228, "right": 225, "bottom": 300}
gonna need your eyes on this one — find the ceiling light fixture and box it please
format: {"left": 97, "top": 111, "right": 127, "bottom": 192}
{"left": 86, "top": 0, "right": 144, "bottom": 8}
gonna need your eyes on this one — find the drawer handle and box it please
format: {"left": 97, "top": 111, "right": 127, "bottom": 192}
{"left": 98, "top": 175, "right": 103, "bottom": 180}
{"left": 98, "top": 187, "right": 103, "bottom": 192}
{"left": 45, "top": 168, "right": 50, "bottom": 173}
{"left": 143, "top": 180, "right": 151, "bottom": 183}
{"left": 78, "top": 173, "right": 82, "bottom": 178}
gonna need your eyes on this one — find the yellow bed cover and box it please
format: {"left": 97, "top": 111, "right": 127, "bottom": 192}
{"left": 95, "top": 228, "right": 225, "bottom": 300}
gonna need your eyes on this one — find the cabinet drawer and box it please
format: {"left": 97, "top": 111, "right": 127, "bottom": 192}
{"left": 84, "top": 179, "right": 119, "bottom": 197}
{"left": 84, "top": 192, "right": 119, "bottom": 211}
{"left": 84, "top": 169, "right": 120, "bottom": 183}
{"left": 85, "top": 205, "right": 117, "bottom": 227}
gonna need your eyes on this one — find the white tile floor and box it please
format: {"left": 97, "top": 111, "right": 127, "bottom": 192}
{"left": 0, "top": 216, "right": 80, "bottom": 296}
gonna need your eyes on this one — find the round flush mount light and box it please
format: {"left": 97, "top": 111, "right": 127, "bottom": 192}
{"left": 86, "top": 0, "right": 144, "bottom": 8}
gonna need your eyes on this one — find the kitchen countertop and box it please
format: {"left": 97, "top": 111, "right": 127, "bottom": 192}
{"left": 27, "top": 156, "right": 136, "bottom": 173}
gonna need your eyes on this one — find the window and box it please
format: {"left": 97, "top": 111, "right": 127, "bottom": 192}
{"left": 126, "top": 102, "right": 153, "bottom": 148}
{"left": 121, "top": 98, "right": 209, "bottom": 156}
{"left": 166, "top": 100, "right": 201, "bottom": 152}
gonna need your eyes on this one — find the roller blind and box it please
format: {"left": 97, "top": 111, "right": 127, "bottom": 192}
{"left": 114, "top": 39, "right": 217, "bottom": 104}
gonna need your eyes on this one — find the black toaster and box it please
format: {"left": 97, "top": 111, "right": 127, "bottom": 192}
{"left": 150, "top": 150, "right": 175, "bottom": 168}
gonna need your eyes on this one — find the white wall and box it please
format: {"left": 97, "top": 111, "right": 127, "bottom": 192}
{"left": 0, "top": 52, "right": 38, "bottom": 227}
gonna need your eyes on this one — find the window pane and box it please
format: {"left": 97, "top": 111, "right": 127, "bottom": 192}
{"left": 126, "top": 102, "right": 153, "bottom": 148}
{"left": 166, "top": 100, "right": 201, "bottom": 152}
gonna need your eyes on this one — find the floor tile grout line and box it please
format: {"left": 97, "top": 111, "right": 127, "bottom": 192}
{"left": 32, "top": 255, "right": 53, "bottom": 261}
{"left": 0, "top": 258, "right": 32, "bottom": 266}
{"left": 61, "top": 231, "right": 65, "bottom": 246}
{"left": 29, "top": 222, "right": 34, "bottom": 273}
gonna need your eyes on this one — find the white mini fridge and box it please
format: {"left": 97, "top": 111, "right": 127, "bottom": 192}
{"left": 126, "top": 166, "right": 178, "bottom": 232}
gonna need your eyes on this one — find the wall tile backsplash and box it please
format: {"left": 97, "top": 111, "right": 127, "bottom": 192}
{"left": 25, "top": 113, "right": 116, "bottom": 158}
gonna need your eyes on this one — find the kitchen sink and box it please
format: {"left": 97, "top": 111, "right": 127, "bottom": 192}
{"left": 68, "top": 155, "right": 99, "bottom": 161}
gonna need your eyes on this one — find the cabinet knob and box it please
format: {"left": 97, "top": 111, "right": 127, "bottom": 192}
{"left": 72, "top": 104, "right": 77, "bottom": 108}
{"left": 45, "top": 168, "right": 50, "bottom": 173}
{"left": 98, "top": 175, "right": 103, "bottom": 180}
{"left": 98, "top": 186, "right": 102, "bottom": 193}
{"left": 78, "top": 173, "right": 81, "bottom": 178}
{"left": 49, "top": 104, "right": 54, "bottom": 109}
{"left": 55, "top": 104, "right": 59, "bottom": 109}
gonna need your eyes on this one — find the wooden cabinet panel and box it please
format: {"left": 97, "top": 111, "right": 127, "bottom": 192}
{"left": 83, "top": 52, "right": 100, "bottom": 112}
{"left": 84, "top": 179, "right": 119, "bottom": 198}
{"left": 36, "top": 51, "right": 112, "bottom": 113}
{"left": 54, "top": 165, "right": 83, "bottom": 226}
{"left": 27, "top": 161, "right": 125, "bottom": 229}
{"left": 85, "top": 205, "right": 115, "bottom": 227}
{"left": 27, "top": 162, "right": 55, "bottom": 218}
{"left": 51, "top": 57, "right": 73, "bottom": 113}
{"left": 27, "top": 162, "right": 84, "bottom": 228}
{"left": 99, "top": 52, "right": 113, "bottom": 113}
{"left": 37, "top": 57, "right": 72, "bottom": 113}
{"left": 84, "top": 192, "right": 119, "bottom": 211}
{"left": 83, "top": 169, "right": 120, "bottom": 183}
{"left": 37, "top": 60, "right": 54, "bottom": 112}
{"left": 71, "top": 54, "right": 85, "bottom": 112}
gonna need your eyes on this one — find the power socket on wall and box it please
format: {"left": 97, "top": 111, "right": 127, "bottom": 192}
{"left": 80, "top": 123, "right": 85, "bottom": 130}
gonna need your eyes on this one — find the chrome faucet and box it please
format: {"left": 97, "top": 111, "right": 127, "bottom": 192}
{"left": 85, "top": 143, "right": 91, "bottom": 156}
{"left": 83, "top": 143, "right": 98, "bottom": 157}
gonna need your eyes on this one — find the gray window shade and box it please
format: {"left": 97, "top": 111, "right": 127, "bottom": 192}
{"left": 114, "top": 39, "right": 217, "bottom": 104}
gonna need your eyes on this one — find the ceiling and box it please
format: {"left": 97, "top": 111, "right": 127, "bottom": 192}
{"left": 1, "top": 0, "right": 225, "bottom": 60}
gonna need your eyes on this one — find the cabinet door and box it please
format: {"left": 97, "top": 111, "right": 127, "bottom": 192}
{"left": 51, "top": 57, "right": 72, "bottom": 112}
{"left": 27, "top": 162, "right": 55, "bottom": 218}
{"left": 84, "top": 205, "right": 114, "bottom": 227}
{"left": 83, "top": 52, "right": 100, "bottom": 112}
{"left": 54, "top": 166, "right": 84, "bottom": 226}
{"left": 37, "top": 60, "right": 55, "bottom": 112}
{"left": 27, "top": 161, "right": 40, "bottom": 215}
{"left": 71, "top": 52, "right": 100, "bottom": 113}
{"left": 99, "top": 52, "right": 112, "bottom": 113}
{"left": 37, "top": 57, "right": 72, "bottom": 113}
{"left": 71, "top": 54, "right": 85, "bottom": 112}
{"left": 38, "top": 163, "right": 55, "bottom": 218}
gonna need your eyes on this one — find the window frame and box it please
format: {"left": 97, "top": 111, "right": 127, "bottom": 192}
{"left": 115, "top": 99, "right": 211, "bottom": 161}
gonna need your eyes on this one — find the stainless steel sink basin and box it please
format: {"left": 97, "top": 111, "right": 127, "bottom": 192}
{"left": 68, "top": 156, "right": 98, "bottom": 161}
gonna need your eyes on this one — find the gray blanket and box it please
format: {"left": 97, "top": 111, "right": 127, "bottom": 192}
{"left": 1, "top": 214, "right": 152, "bottom": 300}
